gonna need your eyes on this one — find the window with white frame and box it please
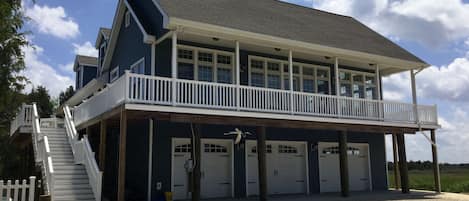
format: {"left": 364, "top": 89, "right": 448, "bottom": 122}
{"left": 339, "top": 70, "right": 376, "bottom": 99}
{"left": 249, "top": 56, "right": 331, "bottom": 94}
{"left": 125, "top": 11, "right": 131, "bottom": 28}
{"left": 130, "top": 58, "right": 145, "bottom": 74}
{"left": 177, "top": 45, "right": 234, "bottom": 83}
{"left": 110, "top": 66, "right": 119, "bottom": 82}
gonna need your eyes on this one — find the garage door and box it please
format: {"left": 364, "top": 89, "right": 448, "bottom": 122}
{"left": 318, "top": 142, "right": 371, "bottom": 193}
{"left": 172, "top": 138, "right": 233, "bottom": 200}
{"left": 246, "top": 141, "right": 308, "bottom": 196}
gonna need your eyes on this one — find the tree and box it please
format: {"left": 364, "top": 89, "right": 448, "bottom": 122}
{"left": 0, "top": 0, "right": 31, "bottom": 179}
{"left": 28, "top": 86, "right": 54, "bottom": 118}
{"left": 59, "top": 85, "right": 75, "bottom": 105}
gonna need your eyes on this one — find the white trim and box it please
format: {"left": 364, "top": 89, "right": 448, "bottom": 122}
{"left": 171, "top": 138, "right": 235, "bottom": 199}
{"left": 147, "top": 118, "right": 154, "bottom": 201}
{"left": 151, "top": 0, "right": 170, "bottom": 29}
{"left": 384, "top": 134, "right": 389, "bottom": 189}
{"left": 338, "top": 68, "right": 378, "bottom": 99}
{"left": 125, "top": 103, "right": 440, "bottom": 129}
{"left": 79, "top": 66, "right": 84, "bottom": 88}
{"left": 248, "top": 55, "right": 332, "bottom": 94}
{"left": 123, "top": 0, "right": 156, "bottom": 43}
{"left": 110, "top": 66, "right": 119, "bottom": 82}
{"left": 125, "top": 10, "right": 131, "bottom": 28}
{"left": 169, "top": 17, "right": 428, "bottom": 70}
{"left": 177, "top": 44, "right": 235, "bottom": 83}
{"left": 151, "top": 43, "right": 156, "bottom": 76}
{"left": 317, "top": 142, "right": 372, "bottom": 193}
{"left": 130, "top": 57, "right": 145, "bottom": 74}
{"left": 171, "top": 32, "right": 177, "bottom": 106}
{"left": 244, "top": 140, "right": 309, "bottom": 196}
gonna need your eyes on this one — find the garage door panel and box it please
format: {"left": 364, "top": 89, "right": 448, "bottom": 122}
{"left": 246, "top": 141, "right": 308, "bottom": 196}
{"left": 172, "top": 139, "right": 233, "bottom": 200}
{"left": 318, "top": 143, "right": 371, "bottom": 193}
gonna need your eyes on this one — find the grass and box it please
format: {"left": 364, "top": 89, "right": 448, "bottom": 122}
{"left": 388, "top": 167, "right": 469, "bottom": 193}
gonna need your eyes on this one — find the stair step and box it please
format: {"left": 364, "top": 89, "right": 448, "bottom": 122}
{"left": 54, "top": 178, "right": 90, "bottom": 185}
{"left": 54, "top": 183, "right": 91, "bottom": 190}
{"left": 54, "top": 188, "right": 93, "bottom": 195}
{"left": 55, "top": 174, "right": 89, "bottom": 180}
{"left": 55, "top": 169, "right": 86, "bottom": 175}
{"left": 54, "top": 193, "right": 95, "bottom": 201}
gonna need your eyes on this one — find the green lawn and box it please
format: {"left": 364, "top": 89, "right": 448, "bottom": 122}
{"left": 388, "top": 167, "right": 469, "bottom": 193}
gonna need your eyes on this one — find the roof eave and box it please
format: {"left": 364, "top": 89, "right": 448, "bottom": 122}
{"left": 168, "top": 17, "right": 428, "bottom": 72}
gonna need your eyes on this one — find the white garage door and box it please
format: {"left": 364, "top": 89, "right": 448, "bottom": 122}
{"left": 246, "top": 141, "right": 308, "bottom": 196}
{"left": 318, "top": 142, "right": 371, "bottom": 193}
{"left": 172, "top": 138, "right": 233, "bottom": 200}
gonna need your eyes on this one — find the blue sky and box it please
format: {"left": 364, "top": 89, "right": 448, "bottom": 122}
{"left": 21, "top": 0, "right": 469, "bottom": 163}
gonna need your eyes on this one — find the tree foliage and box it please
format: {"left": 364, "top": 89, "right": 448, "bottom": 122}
{"left": 28, "top": 86, "right": 54, "bottom": 118}
{"left": 0, "top": 0, "right": 31, "bottom": 179}
{"left": 59, "top": 85, "right": 75, "bottom": 105}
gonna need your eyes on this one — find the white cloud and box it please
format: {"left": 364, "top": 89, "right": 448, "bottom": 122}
{"left": 73, "top": 41, "right": 98, "bottom": 57}
{"left": 59, "top": 62, "right": 74, "bottom": 75}
{"left": 312, "top": 0, "right": 469, "bottom": 47}
{"left": 22, "top": 45, "right": 74, "bottom": 97}
{"left": 25, "top": 4, "right": 79, "bottom": 39}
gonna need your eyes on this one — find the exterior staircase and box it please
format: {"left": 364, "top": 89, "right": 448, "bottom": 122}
{"left": 42, "top": 127, "right": 96, "bottom": 201}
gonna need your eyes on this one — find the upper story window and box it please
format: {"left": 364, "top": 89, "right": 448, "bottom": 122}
{"left": 130, "top": 58, "right": 145, "bottom": 74}
{"left": 99, "top": 42, "right": 106, "bottom": 67}
{"left": 177, "top": 45, "right": 234, "bottom": 84}
{"left": 339, "top": 70, "right": 376, "bottom": 99}
{"left": 249, "top": 56, "right": 331, "bottom": 94}
{"left": 110, "top": 66, "right": 119, "bottom": 82}
{"left": 125, "top": 10, "right": 131, "bottom": 28}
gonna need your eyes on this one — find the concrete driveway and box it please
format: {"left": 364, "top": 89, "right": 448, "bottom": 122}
{"left": 212, "top": 190, "right": 469, "bottom": 201}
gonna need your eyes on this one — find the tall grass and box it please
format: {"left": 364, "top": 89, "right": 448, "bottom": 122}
{"left": 388, "top": 167, "right": 469, "bottom": 193}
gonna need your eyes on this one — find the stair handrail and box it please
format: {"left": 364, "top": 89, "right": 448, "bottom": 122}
{"left": 32, "top": 103, "right": 55, "bottom": 199}
{"left": 64, "top": 105, "right": 102, "bottom": 201}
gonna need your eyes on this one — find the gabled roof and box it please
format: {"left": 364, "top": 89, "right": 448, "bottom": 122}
{"left": 74, "top": 55, "right": 98, "bottom": 72}
{"left": 95, "top": 27, "right": 112, "bottom": 48}
{"left": 157, "top": 0, "right": 426, "bottom": 65}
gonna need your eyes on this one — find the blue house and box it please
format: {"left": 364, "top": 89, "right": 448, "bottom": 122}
{"left": 9, "top": 0, "right": 442, "bottom": 201}
{"left": 74, "top": 55, "right": 99, "bottom": 90}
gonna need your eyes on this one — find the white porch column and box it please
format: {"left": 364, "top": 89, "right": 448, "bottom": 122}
{"left": 335, "top": 57, "right": 341, "bottom": 116}
{"left": 289, "top": 50, "right": 294, "bottom": 114}
{"left": 236, "top": 41, "right": 240, "bottom": 110}
{"left": 410, "top": 69, "right": 419, "bottom": 123}
{"left": 376, "top": 64, "right": 383, "bottom": 119}
{"left": 375, "top": 65, "right": 381, "bottom": 100}
{"left": 171, "top": 31, "right": 178, "bottom": 106}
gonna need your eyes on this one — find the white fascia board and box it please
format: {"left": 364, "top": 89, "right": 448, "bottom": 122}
{"left": 102, "top": 0, "right": 157, "bottom": 73}
{"left": 168, "top": 17, "right": 430, "bottom": 71}
{"left": 151, "top": 0, "right": 170, "bottom": 29}
{"left": 125, "top": 103, "right": 441, "bottom": 130}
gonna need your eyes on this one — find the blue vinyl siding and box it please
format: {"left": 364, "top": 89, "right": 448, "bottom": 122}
{"left": 144, "top": 120, "right": 388, "bottom": 200}
{"left": 83, "top": 66, "right": 97, "bottom": 87}
{"left": 109, "top": 8, "right": 152, "bottom": 83}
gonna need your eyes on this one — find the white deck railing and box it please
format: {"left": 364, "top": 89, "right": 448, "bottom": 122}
{"left": 73, "top": 72, "right": 438, "bottom": 127}
{"left": 31, "top": 103, "right": 54, "bottom": 199}
{"left": 0, "top": 176, "right": 36, "bottom": 201}
{"left": 64, "top": 106, "right": 102, "bottom": 201}
{"left": 9, "top": 104, "right": 33, "bottom": 136}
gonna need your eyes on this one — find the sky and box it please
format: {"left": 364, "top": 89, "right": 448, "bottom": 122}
{"left": 20, "top": 0, "right": 469, "bottom": 163}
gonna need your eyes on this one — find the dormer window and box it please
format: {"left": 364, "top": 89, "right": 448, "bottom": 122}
{"left": 125, "top": 10, "right": 131, "bottom": 28}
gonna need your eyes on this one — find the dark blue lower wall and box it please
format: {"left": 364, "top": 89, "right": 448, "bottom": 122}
{"left": 134, "top": 120, "right": 389, "bottom": 200}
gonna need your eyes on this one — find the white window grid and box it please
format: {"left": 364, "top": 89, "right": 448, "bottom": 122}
{"left": 248, "top": 55, "right": 331, "bottom": 94}
{"left": 175, "top": 144, "right": 192, "bottom": 153}
{"left": 177, "top": 45, "right": 235, "bottom": 84}
{"left": 339, "top": 69, "right": 377, "bottom": 99}
{"left": 204, "top": 144, "right": 228, "bottom": 153}
{"left": 130, "top": 57, "right": 145, "bottom": 74}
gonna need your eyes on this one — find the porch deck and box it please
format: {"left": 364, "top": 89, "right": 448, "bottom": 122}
{"left": 72, "top": 72, "right": 439, "bottom": 129}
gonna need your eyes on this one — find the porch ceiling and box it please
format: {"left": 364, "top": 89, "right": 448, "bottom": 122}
{"left": 176, "top": 31, "right": 417, "bottom": 76}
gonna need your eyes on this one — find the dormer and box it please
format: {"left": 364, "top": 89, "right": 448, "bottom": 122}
{"left": 95, "top": 27, "right": 111, "bottom": 72}
{"left": 73, "top": 55, "right": 98, "bottom": 90}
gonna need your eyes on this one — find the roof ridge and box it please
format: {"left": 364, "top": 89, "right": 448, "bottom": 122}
{"left": 273, "top": 0, "right": 353, "bottom": 19}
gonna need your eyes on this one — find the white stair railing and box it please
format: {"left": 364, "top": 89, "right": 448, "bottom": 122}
{"left": 0, "top": 176, "right": 36, "bottom": 201}
{"left": 31, "top": 103, "right": 54, "bottom": 199}
{"left": 64, "top": 105, "right": 102, "bottom": 201}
